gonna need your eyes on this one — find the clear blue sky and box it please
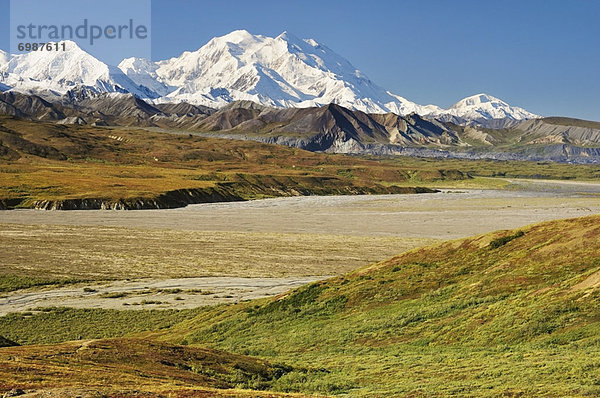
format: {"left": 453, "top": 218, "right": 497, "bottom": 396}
{"left": 1, "top": 0, "right": 598, "bottom": 121}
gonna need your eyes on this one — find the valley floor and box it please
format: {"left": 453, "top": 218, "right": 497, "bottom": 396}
{"left": 1, "top": 179, "right": 600, "bottom": 313}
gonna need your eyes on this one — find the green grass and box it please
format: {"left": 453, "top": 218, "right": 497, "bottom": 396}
{"left": 3, "top": 112, "right": 600, "bottom": 397}
{"left": 0, "top": 307, "right": 204, "bottom": 345}
{"left": 0, "top": 336, "right": 17, "bottom": 347}
{"left": 488, "top": 230, "right": 525, "bottom": 248}
{"left": 372, "top": 154, "right": 600, "bottom": 181}
{"left": 156, "top": 215, "right": 600, "bottom": 396}
{"left": 0, "top": 117, "right": 444, "bottom": 207}
{"left": 0, "top": 274, "right": 87, "bottom": 293}
{"left": 543, "top": 117, "right": 600, "bottom": 130}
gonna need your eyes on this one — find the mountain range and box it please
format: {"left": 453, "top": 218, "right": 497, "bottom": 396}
{"left": 2, "top": 30, "right": 600, "bottom": 163}
{"left": 1, "top": 88, "right": 599, "bottom": 163}
{"left": 0, "top": 30, "right": 538, "bottom": 125}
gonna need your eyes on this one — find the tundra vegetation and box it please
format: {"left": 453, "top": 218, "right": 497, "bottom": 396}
{"left": 2, "top": 216, "right": 600, "bottom": 396}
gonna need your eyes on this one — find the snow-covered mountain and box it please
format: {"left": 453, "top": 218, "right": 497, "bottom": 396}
{"left": 117, "top": 57, "right": 173, "bottom": 97}
{"left": 0, "top": 32, "right": 539, "bottom": 123}
{"left": 0, "top": 41, "right": 155, "bottom": 98}
{"left": 0, "top": 50, "right": 10, "bottom": 91}
{"left": 430, "top": 94, "right": 539, "bottom": 124}
{"left": 119, "top": 30, "right": 436, "bottom": 114}
{"left": 0, "top": 50, "right": 9, "bottom": 66}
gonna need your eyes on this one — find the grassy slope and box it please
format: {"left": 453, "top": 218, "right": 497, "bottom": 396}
{"left": 3, "top": 116, "right": 600, "bottom": 395}
{"left": 0, "top": 307, "right": 204, "bottom": 345}
{"left": 543, "top": 117, "right": 600, "bottom": 130}
{"left": 2, "top": 117, "right": 600, "bottom": 207}
{"left": 161, "top": 215, "right": 600, "bottom": 397}
{"left": 0, "top": 337, "right": 315, "bottom": 397}
{"left": 374, "top": 155, "right": 600, "bottom": 182}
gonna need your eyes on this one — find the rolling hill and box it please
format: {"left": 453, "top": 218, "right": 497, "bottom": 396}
{"left": 176, "top": 101, "right": 600, "bottom": 163}
{"left": 0, "top": 338, "right": 310, "bottom": 397}
{"left": 0, "top": 116, "right": 450, "bottom": 209}
{"left": 165, "top": 215, "right": 600, "bottom": 396}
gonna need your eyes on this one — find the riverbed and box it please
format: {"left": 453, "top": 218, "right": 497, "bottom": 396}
{"left": 1, "top": 179, "right": 600, "bottom": 312}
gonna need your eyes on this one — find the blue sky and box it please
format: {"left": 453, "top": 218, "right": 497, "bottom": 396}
{"left": 1, "top": 0, "right": 599, "bottom": 121}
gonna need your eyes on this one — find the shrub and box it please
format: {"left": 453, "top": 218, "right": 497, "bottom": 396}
{"left": 489, "top": 231, "right": 525, "bottom": 249}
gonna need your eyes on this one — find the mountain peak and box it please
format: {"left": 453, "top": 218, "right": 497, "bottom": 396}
{"left": 2, "top": 41, "right": 107, "bottom": 81}
{"left": 451, "top": 93, "right": 503, "bottom": 108}
{"left": 445, "top": 93, "right": 539, "bottom": 121}
{"left": 0, "top": 41, "right": 154, "bottom": 98}
{"left": 275, "top": 31, "right": 317, "bottom": 52}
{"left": 276, "top": 30, "right": 300, "bottom": 42}
{"left": 218, "top": 29, "right": 262, "bottom": 44}
{"left": 119, "top": 57, "right": 157, "bottom": 73}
